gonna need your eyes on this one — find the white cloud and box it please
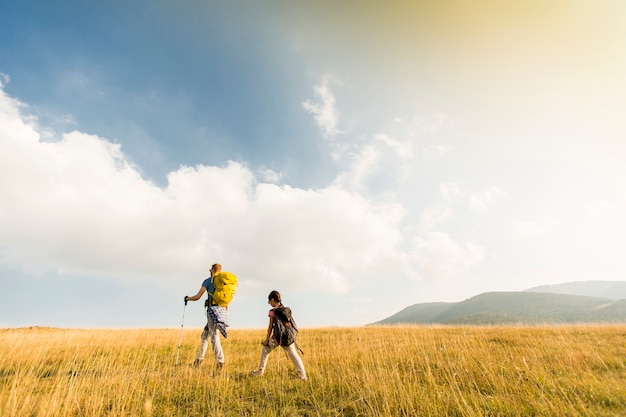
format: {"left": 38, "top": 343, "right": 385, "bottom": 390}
{"left": 256, "top": 166, "right": 282, "bottom": 183}
{"left": 417, "top": 205, "right": 453, "bottom": 233}
{"left": 394, "top": 113, "right": 448, "bottom": 134}
{"left": 587, "top": 201, "right": 626, "bottom": 216}
{"left": 423, "top": 145, "right": 451, "bottom": 162}
{"left": 440, "top": 182, "right": 464, "bottom": 202}
{"left": 333, "top": 143, "right": 380, "bottom": 191}
{"left": 410, "top": 232, "right": 485, "bottom": 281}
{"left": 511, "top": 218, "right": 555, "bottom": 240}
{"left": 302, "top": 75, "right": 342, "bottom": 138}
{"left": 468, "top": 186, "right": 505, "bottom": 211}
{"left": 332, "top": 131, "right": 422, "bottom": 193}
{"left": 374, "top": 133, "right": 413, "bottom": 159}
{"left": 0, "top": 85, "right": 411, "bottom": 299}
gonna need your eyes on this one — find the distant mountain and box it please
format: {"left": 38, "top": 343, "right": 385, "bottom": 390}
{"left": 377, "top": 302, "right": 454, "bottom": 324}
{"left": 372, "top": 281, "right": 626, "bottom": 325}
{"left": 525, "top": 280, "right": 626, "bottom": 300}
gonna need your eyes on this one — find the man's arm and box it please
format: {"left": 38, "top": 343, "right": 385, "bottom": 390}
{"left": 185, "top": 286, "right": 207, "bottom": 302}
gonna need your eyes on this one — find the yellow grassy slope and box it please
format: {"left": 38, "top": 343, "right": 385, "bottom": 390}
{"left": 1, "top": 326, "right": 625, "bottom": 416}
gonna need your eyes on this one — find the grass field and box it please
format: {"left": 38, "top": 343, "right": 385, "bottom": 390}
{"left": 1, "top": 325, "right": 626, "bottom": 416}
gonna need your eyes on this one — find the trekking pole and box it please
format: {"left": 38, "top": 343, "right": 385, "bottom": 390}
{"left": 175, "top": 298, "right": 188, "bottom": 366}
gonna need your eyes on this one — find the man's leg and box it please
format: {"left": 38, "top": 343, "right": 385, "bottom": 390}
{"left": 206, "top": 311, "right": 225, "bottom": 364}
{"left": 192, "top": 324, "right": 210, "bottom": 366}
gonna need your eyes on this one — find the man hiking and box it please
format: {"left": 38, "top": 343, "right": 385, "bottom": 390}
{"left": 184, "top": 263, "right": 229, "bottom": 370}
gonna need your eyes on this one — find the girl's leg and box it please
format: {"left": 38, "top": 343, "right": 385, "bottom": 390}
{"left": 284, "top": 344, "right": 307, "bottom": 380}
{"left": 253, "top": 338, "right": 277, "bottom": 375}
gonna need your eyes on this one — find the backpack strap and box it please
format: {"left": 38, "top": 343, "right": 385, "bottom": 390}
{"left": 205, "top": 276, "right": 217, "bottom": 307}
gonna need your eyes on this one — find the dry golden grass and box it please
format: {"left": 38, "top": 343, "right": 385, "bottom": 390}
{"left": 1, "top": 325, "right": 625, "bottom": 416}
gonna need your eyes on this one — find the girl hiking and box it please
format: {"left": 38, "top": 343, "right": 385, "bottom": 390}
{"left": 251, "top": 290, "right": 307, "bottom": 381}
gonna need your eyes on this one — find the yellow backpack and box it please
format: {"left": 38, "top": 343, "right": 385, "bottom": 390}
{"left": 210, "top": 271, "right": 238, "bottom": 307}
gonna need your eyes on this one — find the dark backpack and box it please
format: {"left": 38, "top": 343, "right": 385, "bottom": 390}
{"left": 273, "top": 306, "right": 298, "bottom": 347}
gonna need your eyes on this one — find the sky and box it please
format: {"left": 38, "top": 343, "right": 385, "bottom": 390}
{"left": 1, "top": 0, "right": 625, "bottom": 330}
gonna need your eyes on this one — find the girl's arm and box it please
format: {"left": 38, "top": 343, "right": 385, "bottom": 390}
{"left": 263, "top": 315, "right": 274, "bottom": 345}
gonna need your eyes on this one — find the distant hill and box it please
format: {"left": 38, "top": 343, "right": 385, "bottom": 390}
{"left": 525, "top": 280, "right": 626, "bottom": 300}
{"left": 377, "top": 302, "right": 454, "bottom": 324}
{"left": 372, "top": 281, "right": 626, "bottom": 325}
